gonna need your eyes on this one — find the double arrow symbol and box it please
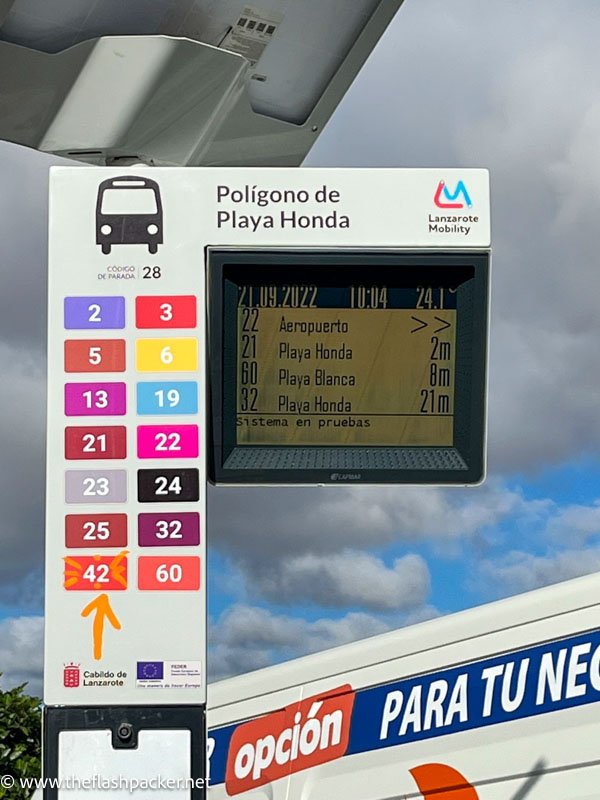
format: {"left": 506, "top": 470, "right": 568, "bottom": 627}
{"left": 410, "top": 316, "right": 452, "bottom": 334}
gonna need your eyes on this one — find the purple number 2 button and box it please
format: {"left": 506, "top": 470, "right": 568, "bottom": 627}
{"left": 64, "top": 297, "right": 125, "bottom": 329}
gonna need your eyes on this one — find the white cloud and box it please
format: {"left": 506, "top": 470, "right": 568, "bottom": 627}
{"left": 487, "top": 323, "right": 600, "bottom": 472}
{"left": 246, "top": 550, "right": 430, "bottom": 611}
{"left": 449, "top": 3, "right": 600, "bottom": 472}
{"left": 474, "top": 495, "right": 600, "bottom": 597}
{"left": 208, "top": 603, "right": 439, "bottom": 682}
{"left": 209, "top": 481, "right": 529, "bottom": 559}
{"left": 209, "top": 481, "right": 539, "bottom": 611}
{"left": 478, "top": 548, "right": 600, "bottom": 598}
{"left": 0, "top": 616, "right": 44, "bottom": 697}
{"left": 0, "top": 342, "right": 46, "bottom": 602}
{"left": 545, "top": 501, "right": 600, "bottom": 546}
{"left": 0, "top": 142, "right": 67, "bottom": 352}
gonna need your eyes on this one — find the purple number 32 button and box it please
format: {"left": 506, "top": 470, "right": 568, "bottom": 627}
{"left": 64, "top": 297, "right": 125, "bottom": 329}
{"left": 138, "top": 513, "right": 200, "bottom": 547}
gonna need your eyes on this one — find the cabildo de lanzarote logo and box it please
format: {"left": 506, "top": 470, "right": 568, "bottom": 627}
{"left": 430, "top": 179, "right": 479, "bottom": 236}
{"left": 63, "top": 663, "right": 81, "bottom": 688}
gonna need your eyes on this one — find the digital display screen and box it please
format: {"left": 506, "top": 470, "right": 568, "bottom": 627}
{"left": 235, "top": 286, "right": 458, "bottom": 447}
{"left": 209, "top": 251, "right": 489, "bottom": 485}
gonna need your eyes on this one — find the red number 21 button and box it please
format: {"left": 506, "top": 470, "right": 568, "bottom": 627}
{"left": 136, "top": 296, "right": 196, "bottom": 329}
{"left": 65, "top": 426, "right": 127, "bottom": 460}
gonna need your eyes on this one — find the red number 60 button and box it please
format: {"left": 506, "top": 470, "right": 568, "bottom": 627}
{"left": 138, "top": 556, "right": 200, "bottom": 591}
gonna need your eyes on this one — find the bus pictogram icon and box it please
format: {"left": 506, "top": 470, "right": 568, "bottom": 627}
{"left": 96, "top": 176, "right": 163, "bottom": 255}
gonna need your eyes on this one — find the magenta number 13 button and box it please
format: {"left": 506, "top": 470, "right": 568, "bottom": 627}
{"left": 138, "top": 513, "right": 200, "bottom": 547}
{"left": 65, "top": 383, "right": 127, "bottom": 416}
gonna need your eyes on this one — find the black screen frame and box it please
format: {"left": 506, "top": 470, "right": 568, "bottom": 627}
{"left": 208, "top": 248, "right": 489, "bottom": 485}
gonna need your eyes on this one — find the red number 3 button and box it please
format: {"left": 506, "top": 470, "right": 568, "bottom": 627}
{"left": 135, "top": 296, "right": 196, "bottom": 329}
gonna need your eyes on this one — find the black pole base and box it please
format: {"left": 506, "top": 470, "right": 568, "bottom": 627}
{"left": 43, "top": 704, "right": 206, "bottom": 799}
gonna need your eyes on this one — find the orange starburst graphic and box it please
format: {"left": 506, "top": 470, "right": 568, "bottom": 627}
{"left": 64, "top": 550, "right": 128, "bottom": 591}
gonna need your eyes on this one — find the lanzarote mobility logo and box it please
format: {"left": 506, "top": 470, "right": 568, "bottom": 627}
{"left": 434, "top": 180, "right": 473, "bottom": 209}
{"left": 430, "top": 179, "right": 478, "bottom": 236}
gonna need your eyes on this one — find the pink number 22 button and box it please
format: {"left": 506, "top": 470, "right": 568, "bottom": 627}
{"left": 137, "top": 425, "right": 199, "bottom": 459}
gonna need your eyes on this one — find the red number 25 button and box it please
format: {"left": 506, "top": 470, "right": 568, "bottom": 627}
{"left": 136, "top": 296, "right": 196, "bottom": 329}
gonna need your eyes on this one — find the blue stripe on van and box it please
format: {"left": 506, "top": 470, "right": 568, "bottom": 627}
{"left": 209, "top": 628, "right": 600, "bottom": 786}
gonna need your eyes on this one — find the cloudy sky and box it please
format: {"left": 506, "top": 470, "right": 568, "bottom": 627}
{"left": 3, "top": 0, "right": 600, "bottom": 698}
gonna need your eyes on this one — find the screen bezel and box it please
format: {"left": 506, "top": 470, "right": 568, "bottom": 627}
{"left": 208, "top": 249, "right": 489, "bottom": 485}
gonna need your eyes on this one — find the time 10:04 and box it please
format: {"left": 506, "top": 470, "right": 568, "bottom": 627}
{"left": 350, "top": 286, "right": 388, "bottom": 308}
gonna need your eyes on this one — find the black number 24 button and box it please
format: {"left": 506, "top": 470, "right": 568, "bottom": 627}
{"left": 138, "top": 469, "right": 199, "bottom": 503}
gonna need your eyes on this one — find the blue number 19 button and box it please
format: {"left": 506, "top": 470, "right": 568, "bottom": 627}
{"left": 137, "top": 382, "right": 198, "bottom": 416}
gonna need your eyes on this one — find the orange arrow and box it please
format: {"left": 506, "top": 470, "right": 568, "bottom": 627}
{"left": 410, "top": 764, "right": 479, "bottom": 799}
{"left": 81, "top": 593, "right": 121, "bottom": 661}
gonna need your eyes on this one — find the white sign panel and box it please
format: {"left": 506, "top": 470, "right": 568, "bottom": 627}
{"left": 45, "top": 173, "right": 208, "bottom": 706}
{"left": 45, "top": 167, "right": 489, "bottom": 705}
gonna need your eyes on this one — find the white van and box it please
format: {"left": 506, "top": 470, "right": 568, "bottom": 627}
{"left": 208, "top": 572, "right": 600, "bottom": 799}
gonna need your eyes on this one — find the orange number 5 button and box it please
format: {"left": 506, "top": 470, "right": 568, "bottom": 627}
{"left": 65, "top": 339, "right": 126, "bottom": 373}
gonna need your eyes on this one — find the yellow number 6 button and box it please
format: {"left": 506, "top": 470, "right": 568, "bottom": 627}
{"left": 136, "top": 338, "right": 198, "bottom": 372}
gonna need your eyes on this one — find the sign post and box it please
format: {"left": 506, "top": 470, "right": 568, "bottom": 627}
{"left": 44, "top": 173, "right": 208, "bottom": 797}
{"left": 44, "top": 166, "right": 489, "bottom": 796}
